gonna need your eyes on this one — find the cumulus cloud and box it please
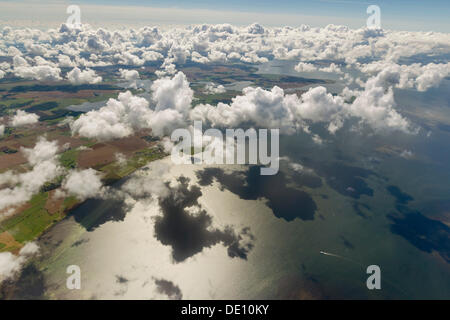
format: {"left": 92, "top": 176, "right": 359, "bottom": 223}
{"left": 11, "top": 54, "right": 61, "bottom": 81}
{"left": 320, "top": 63, "right": 343, "bottom": 74}
{"left": 0, "top": 137, "right": 62, "bottom": 211}
{"left": 67, "top": 67, "right": 102, "bottom": 84}
{"left": 2, "top": 23, "right": 442, "bottom": 142}
{"left": 12, "top": 56, "right": 27, "bottom": 68}
{"left": 21, "top": 136, "right": 60, "bottom": 166}
{"left": 10, "top": 110, "right": 40, "bottom": 127}
{"left": 71, "top": 72, "right": 193, "bottom": 140}
{"left": 59, "top": 63, "right": 415, "bottom": 144}
{"left": 247, "top": 23, "right": 265, "bottom": 35}
{"left": 204, "top": 82, "right": 226, "bottom": 94}
{"left": 416, "top": 64, "right": 450, "bottom": 91}
{"left": 58, "top": 54, "right": 76, "bottom": 68}
{"left": 294, "top": 86, "right": 344, "bottom": 124}
{"left": 115, "top": 51, "right": 145, "bottom": 66}
{"left": 0, "top": 60, "right": 9, "bottom": 70}
{"left": 0, "top": 252, "right": 21, "bottom": 281}
{"left": 190, "top": 79, "right": 412, "bottom": 136}
{"left": 7, "top": 46, "right": 21, "bottom": 57}
{"left": 296, "top": 62, "right": 343, "bottom": 74}
{"left": 121, "top": 162, "right": 171, "bottom": 200}
{"left": 147, "top": 73, "right": 193, "bottom": 135}
{"left": 345, "top": 76, "right": 413, "bottom": 133}
{"left": 62, "top": 169, "right": 105, "bottom": 200}
{"left": 142, "top": 51, "right": 164, "bottom": 62}
{"left": 0, "top": 242, "right": 40, "bottom": 283}
{"left": 295, "top": 62, "right": 317, "bottom": 73}
{"left": 118, "top": 69, "right": 141, "bottom": 89}
{"left": 24, "top": 41, "right": 47, "bottom": 56}
{"left": 0, "top": 124, "right": 4, "bottom": 137}
{"left": 71, "top": 91, "right": 153, "bottom": 141}
{"left": 208, "top": 51, "right": 227, "bottom": 63}
{"left": 191, "top": 86, "right": 297, "bottom": 133}
{"left": 359, "top": 61, "right": 450, "bottom": 92}
{"left": 0, "top": 135, "right": 104, "bottom": 213}
{"left": 152, "top": 72, "right": 193, "bottom": 114}
{"left": 1, "top": 23, "right": 448, "bottom": 83}
{"left": 14, "top": 64, "right": 61, "bottom": 81}
{"left": 191, "top": 51, "right": 210, "bottom": 64}
{"left": 2, "top": 22, "right": 447, "bottom": 95}
{"left": 155, "top": 57, "right": 177, "bottom": 78}
{"left": 240, "top": 52, "right": 268, "bottom": 64}
{"left": 115, "top": 152, "right": 127, "bottom": 166}
{"left": 119, "top": 69, "right": 140, "bottom": 81}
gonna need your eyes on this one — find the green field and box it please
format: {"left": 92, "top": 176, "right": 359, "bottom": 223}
{"left": 0, "top": 192, "right": 62, "bottom": 244}
{"left": 100, "top": 147, "right": 167, "bottom": 184}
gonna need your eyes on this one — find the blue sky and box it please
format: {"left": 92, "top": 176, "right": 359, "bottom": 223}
{"left": 1, "top": 0, "right": 449, "bottom": 31}
{"left": 76, "top": 0, "right": 450, "bottom": 24}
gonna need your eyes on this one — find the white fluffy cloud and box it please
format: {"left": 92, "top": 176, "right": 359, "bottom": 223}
{"left": 0, "top": 242, "right": 40, "bottom": 283}
{"left": 71, "top": 72, "right": 194, "bottom": 140}
{"left": 14, "top": 64, "right": 62, "bottom": 81}
{"left": 0, "top": 124, "right": 4, "bottom": 137}
{"left": 0, "top": 135, "right": 108, "bottom": 213}
{"left": 121, "top": 162, "right": 170, "bottom": 200}
{"left": 57, "top": 54, "right": 76, "bottom": 68}
{"left": 149, "top": 72, "right": 195, "bottom": 136}
{"left": 416, "top": 64, "right": 450, "bottom": 91}
{"left": 1, "top": 23, "right": 448, "bottom": 93}
{"left": 68, "top": 65, "right": 414, "bottom": 145}
{"left": 71, "top": 91, "right": 153, "bottom": 140}
{"left": 10, "top": 110, "right": 40, "bottom": 127}
{"left": 152, "top": 72, "right": 193, "bottom": 115}
{"left": 62, "top": 169, "right": 104, "bottom": 200}
{"left": 295, "top": 62, "right": 317, "bottom": 73}
{"left": 21, "top": 136, "right": 60, "bottom": 166}
{"left": 295, "top": 62, "right": 343, "bottom": 74}
{"left": 6, "top": 46, "right": 21, "bottom": 57}
{"left": 344, "top": 77, "right": 412, "bottom": 133}
{"left": 204, "top": 82, "right": 226, "bottom": 94}
{"left": 67, "top": 67, "right": 102, "bottom": 84}
{"left": 119, "top": 69, "right": 140, "bottom": 81}
{"left": 191, "top": 86, "right": 297, "bottom": 133}
{"left": 2, "top": 23, "right": 444, "bottom": 143}
{"left": 115, "top": 51, "right": 145, "bottom": 66}
{"left": 359, "top": 61, "right": 450, "bottom": 92}
{"left": 11, "top": 54, "right": 61, "bottom": 81}
{"left": 190, "top": 79, "right": 412, "bottom": 135}
{"left": 24, "top": 41, "right": 47, "bottom": 56}
{"left": 0, "top": 137, "right": 62, "bottom": 211}
{"left": 320, "top": 63, "right": 343, "bottom": 74}
{"left": 142, "top": 51, "right": 164, "bottom": 62}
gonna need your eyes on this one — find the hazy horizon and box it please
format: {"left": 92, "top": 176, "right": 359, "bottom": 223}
{"left": 0, "top": 0, "right": 449, "bottom": 32}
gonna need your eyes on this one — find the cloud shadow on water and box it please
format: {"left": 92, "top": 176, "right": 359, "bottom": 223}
{"left": 154, "top": 176, "right": 255, "bottom": 263}
{"left": 196, "top": 166, "right": 317, "bottom": 221}
{"left": 386, "top": 185, "right": 414, "bottom": 205}
{"left": 388, "top": 205, "right": 450, "bottom": 263}
{"left": 0, "top": 264, "right": 46, "bottom": 300}
{"left": 154, "top": 278, "right": 183, "bottom": 300}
